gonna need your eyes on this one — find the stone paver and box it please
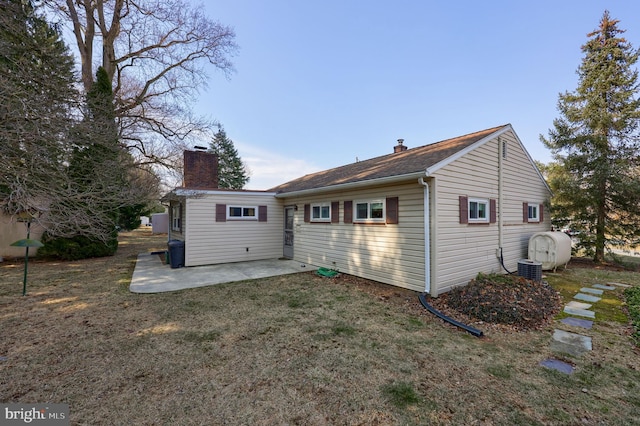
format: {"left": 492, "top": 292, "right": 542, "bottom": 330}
{"left": 551, "top": 329, "right": 592, "bottom": 357}
{"left": 608, "top": 282, "right": 631, "bottom": 288}
{"left": 561, "top": 317, "right": 593, "bottom": 329}
{"left": 540, "top": 359, "right": 574, "bottom": 374}
{"left": 566, "top": 300, "right": 592, "bottom": 310}
{"left": 593, "top": 284, "right": 616, "bottom": 290}
{"left": 574, "top": 293, "right": 601, "bottom": 303}
{"left": 563, "top": 306, "right": 595, "bottom": 318}
{"left": 542, "top": 279, "right": 619, "bottom": 374}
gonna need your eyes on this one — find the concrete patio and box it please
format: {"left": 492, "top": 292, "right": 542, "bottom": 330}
{"left": 129, "top": 252, "right": 316, "bottom": 293}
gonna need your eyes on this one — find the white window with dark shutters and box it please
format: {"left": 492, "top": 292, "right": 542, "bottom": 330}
{"left": 459, "top": 196, "right": 496, "bottom": 225}
{"left": 523, "top": 202, "right": 543, "bottom": 223}
{"left": 215, "top": 204, "right": 268, "bottom": 222}
{"left": 305, "top": 198, "right": 398, "bottom": 225}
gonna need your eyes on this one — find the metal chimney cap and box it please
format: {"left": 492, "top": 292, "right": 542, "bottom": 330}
{"left": 194, "top": 145, "right": 207, "bottom": 151}
{"left": 397, "top": 139, "right": 404, "bottom": 145}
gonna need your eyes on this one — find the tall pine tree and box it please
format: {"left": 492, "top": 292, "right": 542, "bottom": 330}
{"left": 0, "top": 0, "right": 77, "bottom": 217}
{"left": 543, "top": 11, "right": 640, "bottom": 262}
{"left": 40, "top": 67, "right": 124, "bottom": 258}
{"left": 209, "top": 126, "right": 250, "bottom": 189}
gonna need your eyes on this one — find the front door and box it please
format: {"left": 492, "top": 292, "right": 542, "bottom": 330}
{"left": 283, "top": 207, "right": 294, "bottom": 258}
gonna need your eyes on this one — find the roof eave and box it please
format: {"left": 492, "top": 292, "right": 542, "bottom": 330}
{"left": 274, "top": 171, "right": 427, "bottom": 198}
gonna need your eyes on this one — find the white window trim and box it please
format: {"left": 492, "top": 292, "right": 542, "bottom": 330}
{"left": 171, "top": 204, "right": 181, "bottom": 231}
{"left": 468, "top": 198, "right": 489, "bottom": 223}
{"left": 354, "top": 199, "right": 386, "bottom": 223}
{"left": 311, "top": 203, "right": 331, "bottom": 222}
{"left": 227, "top": 205, "right": 258, "bottom": 220}
{"left": 528, "top": 202, "right": 540, "bottom": 223}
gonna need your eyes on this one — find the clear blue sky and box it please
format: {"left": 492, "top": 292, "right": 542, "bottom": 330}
{"left": 198, "top": 1, "right": 640, "bottom": 190}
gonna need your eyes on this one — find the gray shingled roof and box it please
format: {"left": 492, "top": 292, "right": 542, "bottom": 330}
{"left": 269, "top": 125, "right": 507, "bottom": 194}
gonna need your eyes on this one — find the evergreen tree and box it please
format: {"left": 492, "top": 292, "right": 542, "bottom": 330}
{"left": 543, "top": 11, "right": 640, "bottom": 261}
{"left": 209, "top": 126, "right": 250, "bottom": 189}
{"left": 0, "top": 0, "right": 77, "bottom": 216}
{"left": 41, "top": 67, "right": 123, "bottom": 258}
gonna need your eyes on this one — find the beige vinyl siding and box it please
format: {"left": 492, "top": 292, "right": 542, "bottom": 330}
{"left": 184, "top": 193, "right": 283, "bottom": 266}
{"left": 282, "top": 182, "right": 426, "bottom": 292}
{"left": 431, "top": 130, "right": 551, "bottom": 295}
{"left": 0, "top": 212, "right": 45, "bottom": 257}
{"left": 500, "top": 130, "right": 550, "bottom": 265}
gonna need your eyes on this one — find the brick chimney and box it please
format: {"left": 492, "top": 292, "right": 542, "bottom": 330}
{"left": 394, "top": 138, "right": 408, "bottom": 153}
{"left": 183, "top": 150, "right": 219, "bottom": 189}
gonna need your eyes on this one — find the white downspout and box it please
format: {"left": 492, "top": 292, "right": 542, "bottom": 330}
{"left": 418, "top": 177, "right": 430, "bottom": 294}
{"left": 498, "top": 136, "right": 504, "bottom": 253}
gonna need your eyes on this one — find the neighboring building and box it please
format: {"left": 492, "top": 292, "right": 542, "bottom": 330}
{"left": 163, "top": 124, "right": 551, "bottom": 295}
{"left": 0, "top": 213, "right": 44, "bottom": 258}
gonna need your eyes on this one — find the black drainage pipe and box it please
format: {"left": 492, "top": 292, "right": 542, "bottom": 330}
{"left": 499, "top": 248, "right": 516, "bottom": 275}
{"left": 418, "top": 293, "right": 484, "bottom": 338}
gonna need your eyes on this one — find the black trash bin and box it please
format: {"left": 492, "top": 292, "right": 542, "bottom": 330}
{"left": 167, "top": 240, "right": 185, "bottom": 268}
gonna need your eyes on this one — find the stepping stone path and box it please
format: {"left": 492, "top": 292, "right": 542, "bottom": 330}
{"left": 540, "top": 282, "right": 628, "bottom": 374}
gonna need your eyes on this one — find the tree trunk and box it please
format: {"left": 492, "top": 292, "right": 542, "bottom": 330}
{"left": 66, "top": 0, "right": 95, "bottom": 92}
{"left": 96, "top": 0, "right": 124, "bottom": 84}
{"left": 594, "top": 174, "right": 607, "bottom": 263}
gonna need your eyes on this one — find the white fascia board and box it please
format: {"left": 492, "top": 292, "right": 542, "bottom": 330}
{"left": 274, "top": 171, "right": 427, "bottom": 199}
{"left": 173, "top": 188, "right": 278, "bottom": 197}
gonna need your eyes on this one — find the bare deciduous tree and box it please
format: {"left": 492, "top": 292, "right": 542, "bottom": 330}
{"left": 46, "top": 0, "right": 237, "bottom": 166}
{"left": 1, "top": 0, "right": 161, "bottom": 243}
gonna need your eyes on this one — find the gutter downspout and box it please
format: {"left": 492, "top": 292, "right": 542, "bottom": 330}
{"left": 498, "top": 136, "right": 504, "bottom": 254}
{"left": 418, "top": 177, "right": 430, "bottom": 294}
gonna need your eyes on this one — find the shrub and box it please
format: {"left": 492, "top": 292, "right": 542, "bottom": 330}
{"left": 445, "top": 273, "right": 562, "bottom": 328}
{"left": 38, "top": 232, "right": 118, "bottom": 260}
{"left": 624, "top": 286, "right": 640, "bottom": 346}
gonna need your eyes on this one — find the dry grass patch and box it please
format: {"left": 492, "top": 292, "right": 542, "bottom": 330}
{"left": 1, "top": 229, "right": 640, "bottom": 425}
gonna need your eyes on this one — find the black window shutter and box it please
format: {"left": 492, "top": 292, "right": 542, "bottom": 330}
{"left": 539, "top": 204, "right": 544, "bottom": 222}
{"left": 304, "top": 204, "right": 310, "bottom": 223}
{"left": 216, "top": 204, "right": 226, "bottom": 222}
{"left": 459, "top": 196, "right": 468, "bottom": 224}
{"left": 490, "top": 199, "right": 497, "bottom": 223}
{"left": 344, "top": 201, "right": 353, "bottom": 224}
{"left": 386, "top": 197, "right": 399, "bottom": 224}
{"left": 331, "top": 201, "right": 339, "bottom": 223}
{"left": 258, "top": 205, "right": 267, "bottom": 222}
{"left": 523, "top": 202, "right": 529, "bottom": 223}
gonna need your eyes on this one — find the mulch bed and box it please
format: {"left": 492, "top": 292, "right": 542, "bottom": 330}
{"left": 324, "top": 272, "right": 563, "bottom": 334}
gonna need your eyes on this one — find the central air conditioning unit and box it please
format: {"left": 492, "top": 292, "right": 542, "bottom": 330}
{"left": 517, "top": 259, "right": 543, "bottom": 282}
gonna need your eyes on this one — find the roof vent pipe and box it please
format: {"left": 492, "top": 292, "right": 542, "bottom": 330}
{"left": 394, "top": 138, "right": 408, "bottom": 153}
